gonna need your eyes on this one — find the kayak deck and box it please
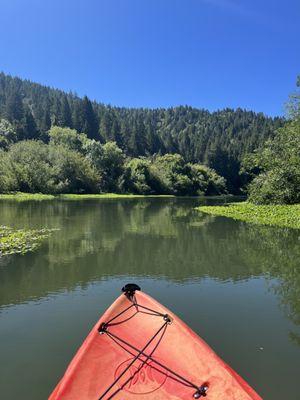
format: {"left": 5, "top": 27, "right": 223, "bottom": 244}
{"left": 49, "top": 286, "right": 262, "bottom": 399}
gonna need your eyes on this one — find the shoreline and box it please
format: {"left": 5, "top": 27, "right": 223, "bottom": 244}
{"left": 0, "top": 192, "right": 239, "bottom": 201}
{"left": 0, "top": 193, "right": 175, "bottom": 201}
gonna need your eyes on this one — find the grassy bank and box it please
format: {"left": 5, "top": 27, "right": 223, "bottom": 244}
{"left": 197, "top": 202, "right": 300, "bottom": 229}
{"left": 0, "top": 226, "right": 55, "bottom": 256}
{"left": 0, "top": 192, "right": 174, "bottom": 201}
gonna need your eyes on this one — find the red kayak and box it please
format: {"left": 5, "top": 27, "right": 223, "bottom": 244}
{"left": 49, "top": 284, "right": 262, "bottom": 399}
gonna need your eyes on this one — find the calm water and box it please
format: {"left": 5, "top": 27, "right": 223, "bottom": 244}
{"left": 0, "top": 198, "right": 299, "bottom": 400}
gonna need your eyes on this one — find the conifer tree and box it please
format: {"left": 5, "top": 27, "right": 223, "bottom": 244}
{"left": 73, "top": 101, "right": 83, "bottom": 133}
{"left": 99, "top": 108, "right": 112, "bottom": 140}
{"left": 81, "top": 96, "right": 98, "bottom": 140}
{"left": 23, "top": 108, "right": 39, "bottom": 140}
{"left": 0, "top": 72, "right": 284, "bottom": 193}
{"left": 41, "top": 109, "right": 51, "bottom": 136}
{"left": 61, "top": 95, "right": 73, "bottom": 128}
{"left": 5, "top": 91, "right": 24, "bottom": 122}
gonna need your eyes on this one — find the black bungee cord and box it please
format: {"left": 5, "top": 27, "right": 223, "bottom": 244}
{"left": 97, "top": 284, "right": 208, "bottom": 399}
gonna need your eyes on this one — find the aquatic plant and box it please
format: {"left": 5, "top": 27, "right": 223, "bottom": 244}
{"left": 0, "top": 192, "right": 173, "bottom": 201}
{"left": 0, "top": 225, "right": 55, "bottom": 256}
{"left": 0, "top": 192, "right": 55, "bottom": 201}
{"left": 197, "top": 202, "right": 300, "bottom": 229}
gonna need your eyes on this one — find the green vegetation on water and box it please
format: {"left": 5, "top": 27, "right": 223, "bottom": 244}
{"left": 198, "top": 202, "right": 300, "bottom": 229}
{"left": 0, "top": 193, "right": 55, "bottom": 201}
{"left": 0, "top": 192, "right": 174, "bottom": 201}
{"left": 0, "top": 226, "right": 55, "bottom": 256}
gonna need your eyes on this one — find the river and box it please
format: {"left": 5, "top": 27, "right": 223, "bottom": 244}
{"left": 0, "top": 197, "right": 299, "bottom": 399}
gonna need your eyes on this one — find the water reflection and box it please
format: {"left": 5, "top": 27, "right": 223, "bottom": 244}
{"left": 0, "top": 198, "right": 300, "bottom": 400}
{"left": 0, "top": 198, "right": 299, "bottom": 342}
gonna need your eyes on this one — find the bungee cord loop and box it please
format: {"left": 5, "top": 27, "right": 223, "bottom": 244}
{"left": 97, "top": 284, "right": 209, "bottom": 399}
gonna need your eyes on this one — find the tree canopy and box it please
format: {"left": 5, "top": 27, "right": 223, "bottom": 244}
{"left": 243, "top": 77, "right": 300, "bottom": 204}
{"left": 0, "top": 72, "right": 283, "bottom": 193}
{"left": 0, "top": 126, "right": 227, "bottom": 196}
{"left": 0, "top": 140, "right": 100, "bottom": 194}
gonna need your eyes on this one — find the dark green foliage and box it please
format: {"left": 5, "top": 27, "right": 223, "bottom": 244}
{"left": 1, "top": 141, "right": 54, "bottom": 193}
{"left": 48, "top": 145, "right": 100, "bottom": 193}
{"left": 0, "top": 149, "right": 16, "bottom": 192}
{"left": 152, "top": 154, "right": 193, "bottom": 195}
{"left": 48, "top": 128, "right": 125, "bottom": 192}
{"left": 151, "top": 154, "right": 227, "bottom": 196}
{"left": 243, "top": 120, "right": 300, "bottom": 204}
{"left": 0, "top": 126, "right": 226, "bottom": 196}
{"left": 60, "top": 95, "right": 73, "bottom": 128}
{"left": 0, "top": 72, "right": 283, "bottom": 193}
{"left": 5, "top": 91, "right": 24, "bottom": 122}
{"left": 204, "top": 143, "right": 242, "bottom": 193}
{"left": 96, "top": 142, "right": 125, "bottom": 192}
{"left": 23, "top": 108, "right": 39, "bottom": 140}
{"left": 74, "top": 96, "right": 99, "bottom": 140}
{"left": 188, "top": 164, "right": 227, "bottom": 196}
{"left": 243, "top": 77, "right": 300, "bottom": 205}
{"left": 121, "top": 158, "right": 163, "bottom": 194}
{"left": 81, "top": 96, "right": 99, "bottom": 140}
{"left": 41, "top": 109, "right": 51, "bottom": 135}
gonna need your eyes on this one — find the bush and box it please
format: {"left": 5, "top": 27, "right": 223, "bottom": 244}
{"left": 97, "top": 142, "right": 125, "bottom": 192}
{"left": 49, "top": 145, "right": 100, "bottom": 193}
{"left": 152, "top": 154, "right": 227, "bottom": 196}
{"left": 0, "top": 137, "right": 227, "bottom": 196}
{"left": 5, "top": 141, "right": 55, "bottom": 193}
{"left": 188, "top": 164, "right": 227, "bottom": 196}
{"left": 0, "top": 150, "right": 17, "bottom": 192}
{"left": 0, "top": 140, "right": 100, "bottom": 194}
{"left": 152, "top": 154, "right": 193, "bottom": 195}
{"left": 244, "top": 119, "right": 300, "bottom": 204}
{"left": 121, "top": 158, "right": 164, "bottom": 194}
{"left": 248, "top": 170, "right": 300, "bottom": 205}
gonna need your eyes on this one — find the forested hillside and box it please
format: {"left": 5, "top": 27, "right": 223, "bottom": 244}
{"left": 0, "top": 72, "right": 283, "bottom": 192}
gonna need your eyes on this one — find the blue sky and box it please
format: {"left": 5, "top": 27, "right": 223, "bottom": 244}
{"left": 0, "top": 0, "right": 299, "bottom": 116}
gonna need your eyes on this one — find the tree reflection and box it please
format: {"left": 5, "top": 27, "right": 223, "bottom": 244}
{"left": 0, "top": 198, "right": 299, "bottom": 345}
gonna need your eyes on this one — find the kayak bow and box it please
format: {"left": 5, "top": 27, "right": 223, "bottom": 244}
{"left": 49, "top": 284, "right": 262, "bottom": 399}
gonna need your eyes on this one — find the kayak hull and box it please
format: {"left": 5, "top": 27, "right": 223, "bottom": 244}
{"left": 49, "top": 290, "right": 262, "bottom": 399}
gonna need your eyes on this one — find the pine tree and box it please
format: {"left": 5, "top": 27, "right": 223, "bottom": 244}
{"left": 5, "top": 91, "right": 24, "bottom": 122}
{"left": 99, "top": 109, "right": 112, "bottom": 140}
{"left": 52, "top": 97, "right": 62, "bottom": 126}
{"left": 61, "top": 95, "right": 73, "bottom": 128}
{"left": 111, "top": 118, "right": 123, "bottom": 147}
{"left": 73, "top": 101, "right": 83, "bottom": 133}
{"left": 81, "top": 96, "right": 98, "bottom": 140}
{"left": 41, "top": 109, "right": 51, "bottom": 135}
{"left": 0, "top": 72, "right": 284, "bottom": 193}
{"left": 23, "top": 108, "right": 39, "bottom": 140}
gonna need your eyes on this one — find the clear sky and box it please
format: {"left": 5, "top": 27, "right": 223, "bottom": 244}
{"left": 0, "top": 0, "right": 299, "bottom": 116}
